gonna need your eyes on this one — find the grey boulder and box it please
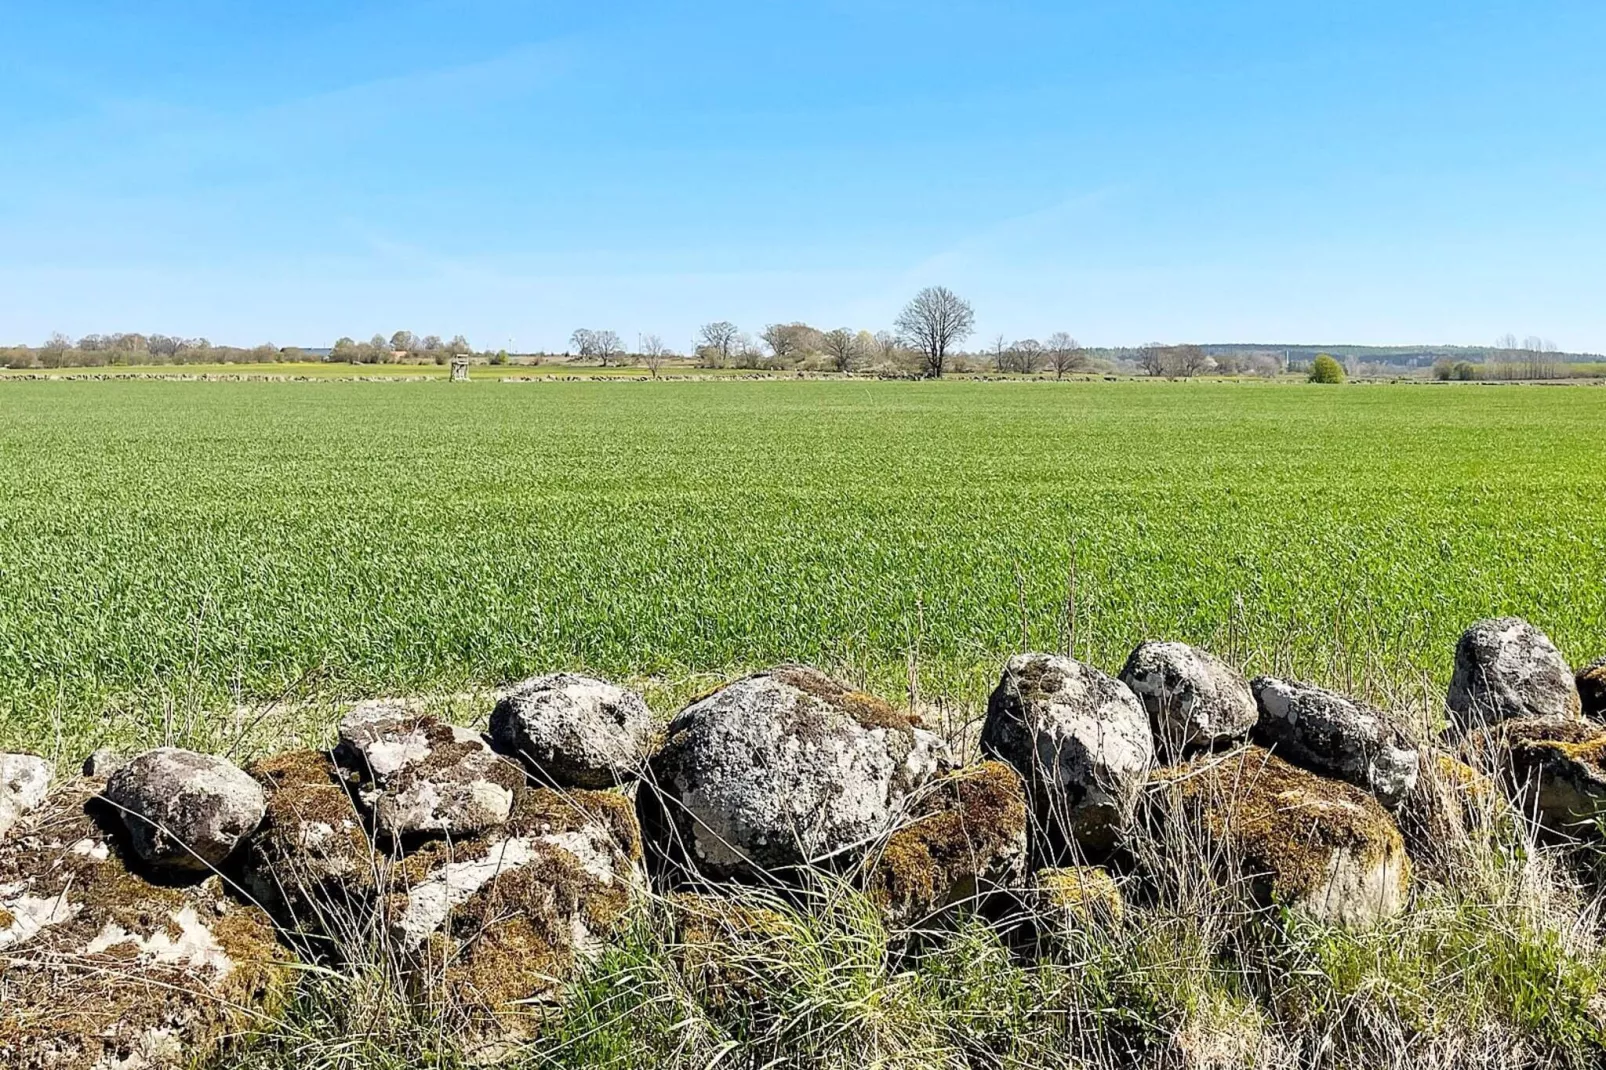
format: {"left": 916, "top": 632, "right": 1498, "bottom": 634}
{"left": 103, "top": 748, "right": 267, "bottom": 872}
{"left": 0, "top": 753, "right": 53, "bottom": 840}
{"left": 490, "top": 673, "right": 653, "bottom": 788}
{"left": 980, "top": 653, "right": 1155, "bottom": 855}
{"left": 1118, "top": 641, "right": 1256, "bottom": 759}
{"left": 1447, "top": 617, "right": 1580, "bottom": 730}
{"left": 648, "top": 665, "right": 953, "bottom": 880}
{"left": 1251, "top": 677, "right": 1418, "bottom": 808}
{"left": 336, "top": 700, "right": 522, "bottom": 839}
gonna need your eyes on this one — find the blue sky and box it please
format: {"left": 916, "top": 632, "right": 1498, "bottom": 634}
{"left": 2, "top": 1, "right": 1603, "bottom": 352}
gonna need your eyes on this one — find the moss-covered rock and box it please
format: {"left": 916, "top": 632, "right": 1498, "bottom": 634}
{"left": 1032, "top": 865, "right": 1124, "bottom": 926}
{"left": 1471, "top": 716, "right": 1606, "bottom": 839}
{"left": 862, "top": 761, "right": 1027, "bottom": 932}
{"left": 647, "top": 665, "right": 953, "bottom": 881}
{"left": 401, "top": 787, "right": 644, "bottom": 1053}
{"left": 241, "top": 738, "right": 644, "bottom": 1050}
{"left": 1146, "top": 747, "right": 1410, "bottom": 929}
{"left": 0, "top": 777, "right": 291, "bottom": 1069}
{"left": 241, "top": 749, "right": 375, "bottom": 922}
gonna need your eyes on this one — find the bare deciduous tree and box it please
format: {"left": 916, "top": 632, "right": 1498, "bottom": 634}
{"left": 990, "top": 334, "right": 1008, "bottom": 372}
{"left": 593, "top": 329, "right": 622, "bottom": 367}
{"left": 640, "top": 333, "right": 668, "bottom": 377}
{"left": 1046, "top": 331, "right": 1084, "bottom": 378}
{"left": 820, "top": 328, "right": 858, "bottom": 373}
{"left": 570, "top": 328, "right": 596, "bottom": 361}
{"left": 1009, "top": 338, "right": 1044, "bottom": 374}
{"left": 896, "top": 286, "right": 974, "bottom": 378}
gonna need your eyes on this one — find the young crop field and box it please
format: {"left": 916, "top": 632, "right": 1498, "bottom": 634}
{"left": 2, "top": 378, "right": 1603, "bottom": 757}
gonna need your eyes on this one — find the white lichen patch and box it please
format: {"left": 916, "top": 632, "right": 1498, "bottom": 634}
{"left": 0, "top": 890, "right": 83, "bottom": 948}
{"left": 84, "top": 904, "right": 236, "bottom": 977}
{"left": 395, "top": 837, "right": 538, "bottom": 949}
{"left": 538, "top": 828, "right": 617, "bottom": 885}
{"left": 71, "top": 836, "right": 111, "bottom": 860}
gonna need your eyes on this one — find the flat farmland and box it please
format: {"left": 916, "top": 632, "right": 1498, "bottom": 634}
{"left": 2, "top": 378, "right": 1603, "bottom": 754}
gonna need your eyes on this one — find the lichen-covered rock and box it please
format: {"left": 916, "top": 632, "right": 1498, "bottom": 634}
{"left": 647, "top": 666, "right": 953, "bottom": 881}
{"left": 1147, "top": 748, "right": 1410, "bottom": 929}
{"left": 241, "top": 749, "right": 373, "bottom": 917}
{"left": 1250, "top": 677, "right": 1418, "bottom": 808}
{"left": 1471, "top": 717, "right": 1606, "bottom": 839}
{"left": 0, "top": 754, "right": 53, "bottom": 840}
{"left": 863, "top": 761, "right": 1027, "bottom": 931}
{"left": 104, "top": 748, "right": 266, "bottom": 872}
{"left": 337, "top": 701, "right": 523, "bottom": 838}
{"left": 1447, "top": 617, "right": 1580, "bottom": 730}
{"left": 980, "top": 653, "right": 1154, "bottom": 857}
{"left": 1118, "top": 641, "right": 1256, "bottom": 759}
{"left": 490, "top": 673, "right": 653, "bottom": 788}
{"left": 1578, "top": 656, "right": 1606, "bottom": 722}
{"left": 0, "top": 778, "right": 290, "bottom": 1069}
{"left": 395, "top": 787, "right": 644, "bottom": 1052}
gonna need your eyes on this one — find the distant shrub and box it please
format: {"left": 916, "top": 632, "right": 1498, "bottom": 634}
{"left": 1432, "top": 359, "right": 1454, "bottom": 381}
{"left": 1309, "top": 354, "right": 1345, "bottom": 383}
{"left": 1453, "top": 361, "right": 1478, "bottom": 381}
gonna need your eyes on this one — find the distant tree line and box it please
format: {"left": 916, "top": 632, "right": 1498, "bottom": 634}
{"left": 12, "top": 305, "right": 1596, "bottom": 381}
{"left": 2, "top": 329, "right": 478, "bottom": 369}
{"left": 330, "top": 331, "right": 473, "bottom": 365}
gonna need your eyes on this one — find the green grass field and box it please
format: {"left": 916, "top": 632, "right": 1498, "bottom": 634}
{"left": 2, "top": 378, "right": 1603, "bottom": 756}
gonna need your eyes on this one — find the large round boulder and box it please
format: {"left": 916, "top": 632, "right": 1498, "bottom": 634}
{"left": 1118, "top": 641, "right": 1256, "bottom": 759}
{"left": 336, "top": 701, "right": 522, "bottom": 839}
{"left": 490, "top": 673, "right": 653, "bottom": 788}
{"left": 1447, "top": 617, "right": 1580, "bottom": 730}
{"left": 862, "top": 760, "right": 1028, "bottom": 932}
{"left": 104, "top": 748, "right": 267, "bottom": 873}
{"left": 1147, "top": 747, "right": 1410, "bottom": 929}
{"left": 1250, "top": 677, "right": 1418, "bottom": 808}
{"left": 0, "top": 753, "right": 53, "bottom": 840}
{"left": 980, "top": 653, "right": 1154, "bottom": 857}
{"left": 0, "top": 776, "right": 291, "bottom": 1068}
{"left": 647, "top": 665, "right": 953, "bottom": 881}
